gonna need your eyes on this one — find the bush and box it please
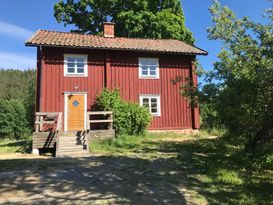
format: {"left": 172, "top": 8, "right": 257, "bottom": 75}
{"left": 94, "top": 89, "right": 151, "bottom": 135}
{"left": 0, "top": 99, "right": 28, "bottom": 140}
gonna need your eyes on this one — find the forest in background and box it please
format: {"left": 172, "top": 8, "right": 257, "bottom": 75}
{"left": 0, "top": 69, "right": 36, "bottom": 139}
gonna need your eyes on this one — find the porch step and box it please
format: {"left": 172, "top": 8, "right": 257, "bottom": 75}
{"left": 56, "top": 133, "right": 89, "bottom": 158}
{"left": 57, "top": 151, "right": 90, "bottom": 158}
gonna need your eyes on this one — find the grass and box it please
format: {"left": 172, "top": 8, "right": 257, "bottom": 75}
{"left": 0, "top": 139, "right": 31, "bottom": 154}
{"left": 90, "top": 131, "right": 273, "bottom": 205}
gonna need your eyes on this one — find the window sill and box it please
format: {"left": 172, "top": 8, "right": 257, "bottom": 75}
{"left": 139, "top": 76, "right": 159, "bottom": 79}
{"left": 151, "top": 114, "right": 161, "bottom": 117}
{"left": 64, "top": 74, "right": 88, "bottom": 78}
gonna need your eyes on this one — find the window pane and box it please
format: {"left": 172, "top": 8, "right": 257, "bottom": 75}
{"left": 142, "top": 70, "right": 148, "bottom": 75}
{"left": 142, "top": 98, "right": 149, "bottom": 107}
{"left": 151, "top": 98, "right": 158, "bottom": 113}
{"left": 68, "top": 68, "right": 75, "bottom": 73}
{"left": 77, "top": 63, "right": 84, "bottom": 68}
{"left": 68, "top": 63, "right": 75, "bottom": 68}
{"left": 140, "top": 59, "right": 157, "bottom": 66}
{"left": 151, "top": 108, "right": 158, "bottom": 113}
{"left": 151, "top": 98, "right": 157, "bottom": 103}
{"left": 67, "top": 57, "right": 75, "bottom": 63}
{"left": 77, "top": 68, "right": 84, "bottom": 73}
{"left": 150, "top": 70, "right": 156, "bottom": 76}
{"left": 77, "top": 58, "right": 85, "bottom": 63}
{"left": 141, "top": 65, "right": 149, "bottom": 76}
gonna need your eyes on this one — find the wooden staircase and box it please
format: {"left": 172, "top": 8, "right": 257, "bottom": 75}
{"left": 56, "top": 132, "right": 90, "bottom": 157}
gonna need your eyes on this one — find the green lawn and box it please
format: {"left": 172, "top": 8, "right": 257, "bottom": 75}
{"left": 90, "top": 132, "right": 273, "bottom": 205}
{"left": 0, "top": 139, "right": 31, "bottom": 154}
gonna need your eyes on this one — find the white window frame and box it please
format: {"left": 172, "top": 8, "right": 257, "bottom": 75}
{"left": 138, "top": 57, "right": 159, "bottom": 79}
{"left": 64, "top": 54, "right": 88, "bottom": 77}
{"left": 139, "top": 94, "right": 161, "bottom": 116}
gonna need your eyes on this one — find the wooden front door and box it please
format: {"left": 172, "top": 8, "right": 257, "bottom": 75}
{"left": 67, "top": 94, "right": 85, "bottom": 131}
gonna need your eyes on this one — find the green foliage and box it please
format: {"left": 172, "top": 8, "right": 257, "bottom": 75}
{"left": 0, "top": 99, "right": 14, "bottom": 138}
{"left": 0, "top": 99, "right": 28, "bottom": 140}
{"left": 0, "top": 69, "right": 36, "bottom": 139}
{"left": 205, "top": 0, "right": 273, "bottom": 151}
{"left": 198, "top": 84, "right": 222, "bottom": 130}
{"left": 54, "top": 0, "right": 194, "bottom": 44}
{"left": 94, "top": 89, "right": 151, "bottom": 135}
{"left": 0, "top": 69, "right": 35, "bottom": 101}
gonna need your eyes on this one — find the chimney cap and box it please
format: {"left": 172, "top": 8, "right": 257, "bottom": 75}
{"left": 103, "top": 22, "right": 115, "bottom": 25}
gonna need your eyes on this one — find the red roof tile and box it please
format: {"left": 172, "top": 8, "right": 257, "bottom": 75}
{"left": 25, "top": 30, "right": 208, "bottom": 55}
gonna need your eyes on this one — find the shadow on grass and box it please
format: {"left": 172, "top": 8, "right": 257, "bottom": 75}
{"left": 141, "top": 138, "right": 273, "bottom": 205}
{"left": 0, "top": 140, "right": 32, "bottom": 153}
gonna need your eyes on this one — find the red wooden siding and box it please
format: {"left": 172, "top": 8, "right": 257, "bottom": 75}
{"left": 110, "top": 51, "right": 193, "bottom": 129}
{"left": 37, "top": 47, "right": 198, "bottom": 130}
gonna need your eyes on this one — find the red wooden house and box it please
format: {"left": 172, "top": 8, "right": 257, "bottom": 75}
{"left": 26, "top": 23, "right": 207, "bottom": 156}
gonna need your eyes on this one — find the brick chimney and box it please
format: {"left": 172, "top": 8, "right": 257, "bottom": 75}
{"left": 103, "top": 22, "right": 115, "bottom": 37}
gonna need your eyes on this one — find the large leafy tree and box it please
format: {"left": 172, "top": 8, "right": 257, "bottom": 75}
{"left": 205, "top": 0, "right": 273, "bottom": 151}
{"left": 54, "top": 0, "right": 194, "bottom": 44}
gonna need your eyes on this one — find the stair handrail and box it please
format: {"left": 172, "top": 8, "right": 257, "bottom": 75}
{"left": 86, "top": 111, "right": 113, "bottom": 130}
{"left": 35, "top": 112, "right": 62, "bottom": 132}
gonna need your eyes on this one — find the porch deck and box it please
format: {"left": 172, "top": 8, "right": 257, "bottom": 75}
{"left": 32, "top": 111, "right": 115, "bottom": 157}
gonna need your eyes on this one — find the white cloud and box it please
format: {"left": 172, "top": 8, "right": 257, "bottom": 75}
{"left": 0, "top": 52, "right": 36, "bottom": 69}
{"left": 0, "top": 21, "right": 33, "bottom": 40}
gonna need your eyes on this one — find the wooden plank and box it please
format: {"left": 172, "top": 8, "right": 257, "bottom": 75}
{"left": 35, "top": 121, "right": 55, "bottom": 124}
{"left": 87, "top": 111, "right": 112, "bottom": 115}
{"left": 89, "top": 120, "right": 113, "bottom": 123}
{"left": 36, "top": 112, "right": 59, "bottom": 116}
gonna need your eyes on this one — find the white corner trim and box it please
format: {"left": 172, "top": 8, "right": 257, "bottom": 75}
{"left": 64, "top": 54, "right": 88, "bottom": 77}
{"left": 138, "top": 57, "right": 160, "bottom": 79}
{"left": 64, "top": 93, "right": 87, "bottom": 132}
{"left": 64, "top": 93, "right": 68, "bottom": 132}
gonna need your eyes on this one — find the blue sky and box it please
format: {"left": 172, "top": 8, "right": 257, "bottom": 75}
{"left": 0, "top": 0, "right": 271, "bottom": 72}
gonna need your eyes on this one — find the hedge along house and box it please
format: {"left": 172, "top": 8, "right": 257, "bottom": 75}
{"left": 26, "top": 23, "right": 207, "bottom": 157}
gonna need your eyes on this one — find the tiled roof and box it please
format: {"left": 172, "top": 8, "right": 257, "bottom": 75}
{"left": 25, "top": 30, "right": 208, "bottom": 55}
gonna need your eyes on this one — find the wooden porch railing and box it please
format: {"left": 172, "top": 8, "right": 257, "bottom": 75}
{"left": 35, "top": 112, "right": 62, "bottom": 132}
{"left": 86, "top": 111, "right": 113, "bottom": 130}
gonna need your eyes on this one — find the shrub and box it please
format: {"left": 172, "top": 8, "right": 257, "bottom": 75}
{"left": 0, "top": 99, "right": 28, "bottom": 140}
{"left": 0, "top": 99, "right": 14, "bottom": 138}
{"left": 94, "top": 89, "right": 151, "bottom": 135}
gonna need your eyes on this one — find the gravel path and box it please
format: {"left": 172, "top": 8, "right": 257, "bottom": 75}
{"left": 0, "top": 154, "right": 207, "bottom": 205}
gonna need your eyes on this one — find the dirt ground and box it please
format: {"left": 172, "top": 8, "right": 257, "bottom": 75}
{"left": 0, "top": 151, "right": 207, "bottom": 205}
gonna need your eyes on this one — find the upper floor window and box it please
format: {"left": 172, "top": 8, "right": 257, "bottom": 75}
{"left": 140, "top": 95, "right": 161, "bottom": 116}
{"left": 138, "top": 58, "right": 159, "bottom": 79}
{"left": 64, "top": 54, "right": 88, "bottom": 77}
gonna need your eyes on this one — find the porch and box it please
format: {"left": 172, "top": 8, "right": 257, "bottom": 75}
{"left": 32, "top": 111, "right": 115, "bottom": 157}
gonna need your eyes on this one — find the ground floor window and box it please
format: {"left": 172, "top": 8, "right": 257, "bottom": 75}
{"left": 139, "top": 95, "right": 161, "bottom": 116}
